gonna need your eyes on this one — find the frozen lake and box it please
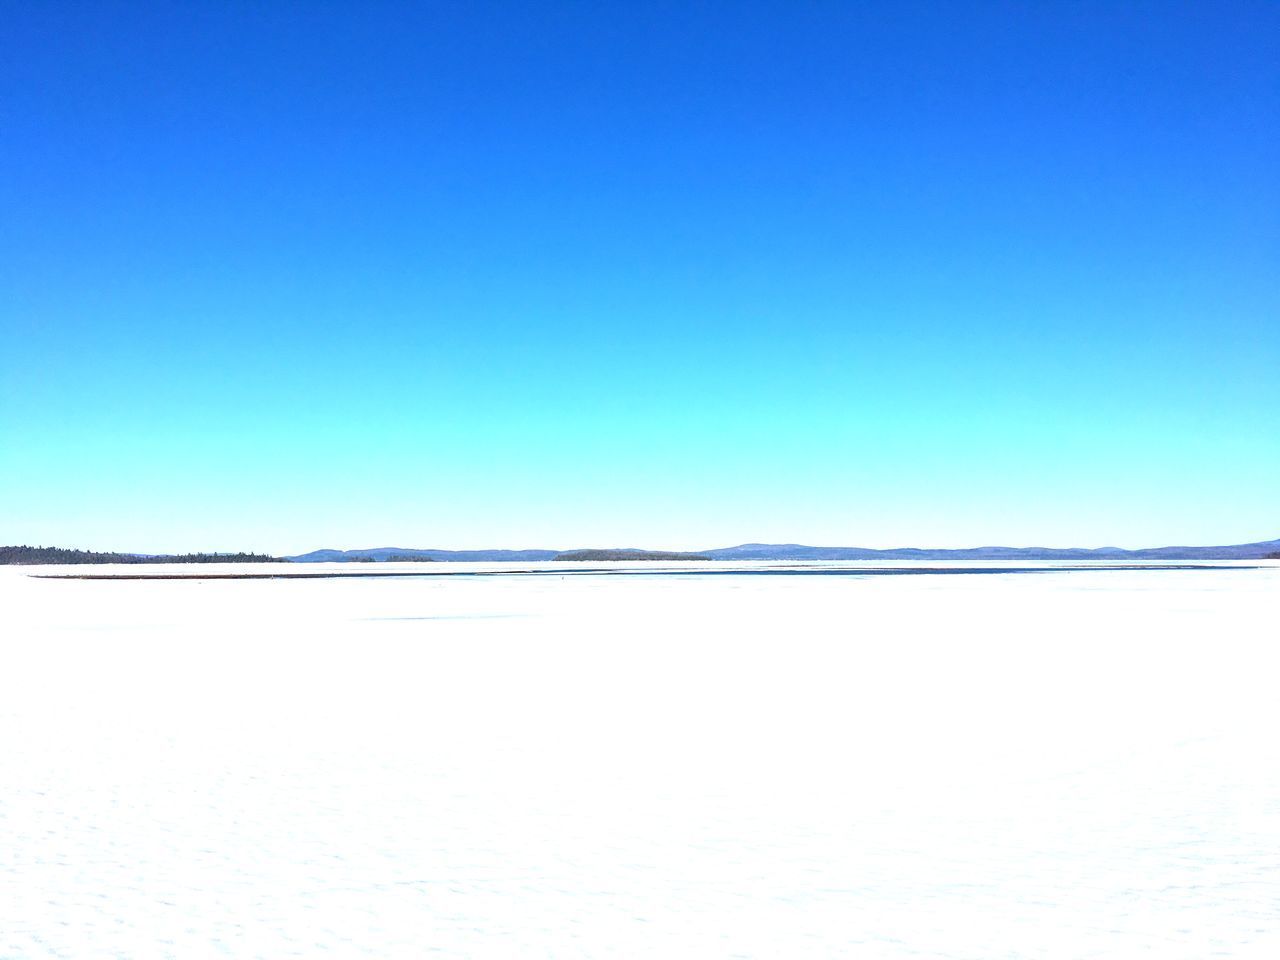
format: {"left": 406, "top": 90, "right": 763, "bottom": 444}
{"left": 2, "top": 561, "right": 1278, "bottom": 958}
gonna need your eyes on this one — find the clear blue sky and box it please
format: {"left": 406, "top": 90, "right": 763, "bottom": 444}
{"left": 2, "top": 1, "right": 1276, "bottom": 553}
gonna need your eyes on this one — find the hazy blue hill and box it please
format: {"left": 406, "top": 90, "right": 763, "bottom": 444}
{"left": 287, "top": 537, "right": 1280, "bottom": 563}
{"left": 289, "top": 547, "right": 561, "bottom": 562}
{"left": 702, "top": 538, "right": 1280, "bottom": 561}
{"left": 13, "top": 537, "right": 1278, "bottom": 566}
{"left": 1120, "top": 538, "right": 1280, "bottom": 560}
{"left": 553, "top": 549, "right": 711, "bottom": 561}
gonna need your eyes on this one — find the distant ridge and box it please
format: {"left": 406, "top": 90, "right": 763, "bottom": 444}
{"left": 700, "top": 538, "right": 1280, "bottom": 561}
{"left": 554, "top": 549, "right": 711, "bottom": 561}
{"left": 288, "top": 547, "right": 561, "bottom": 563}
{"left": 288, "top": 537, "right": 1280, "bottom": 563}
{"left": 7, "top": 537, "right": 1277, "bottom": 566}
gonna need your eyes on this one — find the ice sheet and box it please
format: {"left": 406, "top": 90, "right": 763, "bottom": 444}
{"left": 2, "top": 562, "right": 1278, "bottom": 957}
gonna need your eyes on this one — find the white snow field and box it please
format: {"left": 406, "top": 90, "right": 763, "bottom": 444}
{"left": 2, "top": 561, "right": 1278, "bottom": 958}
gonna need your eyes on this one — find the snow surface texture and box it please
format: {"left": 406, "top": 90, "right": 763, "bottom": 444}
{"left": 2, "top": 562, "right": 1278, "bottom": 958}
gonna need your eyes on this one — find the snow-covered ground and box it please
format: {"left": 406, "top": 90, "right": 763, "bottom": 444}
{"left": 2, "top": 561, "right": 1277, "bottom": 958}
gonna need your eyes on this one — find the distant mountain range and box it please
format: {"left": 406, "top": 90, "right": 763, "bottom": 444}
{"left": 288, "top": 547, "right": 714, "bottom": 562}
{"left": 553, "top": 549, "right": 711, "bottom": 561}
{"left": 699, "top": 539, "right": 1280, "bottom": 560}
{"left": 289, "top": 547, "right": 561, "bottom": 563}
{"left": 6, "top": 537, "right": 1277, "bottom": 566}
{"left": 289, "top": 537, "right": 1280, "bottom": 563}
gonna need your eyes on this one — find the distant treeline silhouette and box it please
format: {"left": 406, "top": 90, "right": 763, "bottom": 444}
{"left": 0, "top": 545, "right": 286, "bottom": 565}
{"left": 553, "top": 549, "right": 711, "bottom": 561}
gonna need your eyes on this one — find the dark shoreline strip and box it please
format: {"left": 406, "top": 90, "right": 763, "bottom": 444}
{"left": 32, "top": 564, "right": 1255, "bottom": 581}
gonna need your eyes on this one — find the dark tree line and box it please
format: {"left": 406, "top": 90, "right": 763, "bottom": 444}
{"left": 1, "top": 545, "right": 287, "bottom": 565}
{"left": 553, "top": 550, "right": 711, "bottom": 561}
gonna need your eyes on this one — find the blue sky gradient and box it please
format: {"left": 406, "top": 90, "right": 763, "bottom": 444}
{"left": 3, "top": 1, "right": 1276, "bottom": 553}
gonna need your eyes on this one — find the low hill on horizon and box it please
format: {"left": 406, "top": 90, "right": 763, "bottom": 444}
{"left": 554, "top": 549, "right": 711, "bottom": 561}
{"left": 700, "top": 537, "right": 1280, "bottom": 561}
{"left": 288, "top": 536, "right": 1280, "bottom": 563}
{"left": 7, "top": 536, "right": 1277, "bottom": 566}
{"left": 288, "top": 547, "right": 562, "bottom": 563}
